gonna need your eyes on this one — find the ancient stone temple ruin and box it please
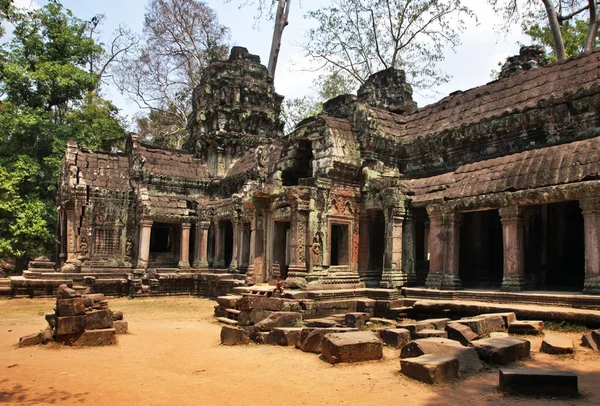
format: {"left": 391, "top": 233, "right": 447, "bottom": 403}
{"left": 6, "top": 45, "right": 600, "bottom": 299}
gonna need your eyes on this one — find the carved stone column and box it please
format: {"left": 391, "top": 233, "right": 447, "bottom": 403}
{"left": 581, "top": 198, "right": 600, "bottom": 294}
{"left": 402, "top": 210, "right": 418, "bottom": 286}
{"left": 229, "top": 218, "right": 239, "bottom": 272}
{"left": 380, "top": 205, "right": 407, "bottom": 288}
{"left": 285, "top": 198, "right": 309, "bottom": 288}
{"left": 137, "top": 219, "right": 153, "bottom": 269}
{"left": 213, "top": 222, "right": 224, "bottom": 268}
{"left": 193, "top": 220, "right": 210, "bottom": 268}
{"left": 499, "top": 206, "right": 527, "bottom": 291}
{"left": 177, "top": 223, "right": 191, "bottom": 269}
{"left": 425, "top": 207, "right": 462, "bottom": 290}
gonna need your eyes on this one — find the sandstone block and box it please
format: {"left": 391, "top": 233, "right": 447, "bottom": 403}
{"left": 582, "top": 332, "right": 600, "bottom": 351}
{"left": 74, "top": 328, "right": 116, "bottom": 346}
{"left": 56, "top": 298, "right": 85, "bottom": 316}
{"left": 471, "top": 337, "right": 530, "bottom": 365}
{"left": 446, "top": 322, "right": 478, "bottom": 346}
{"left": 55, "top": 315, "right": 86, "bottom": 335}
{"left": 479, "top": 312, "right": 517, "bottom": 327}
{"left": 86, "top": 310, "right": 113, "bottom": 330}
{"left": 238, "top": 309, "right": 272, "bottom": 326}
{"left": 379, "top": 328, "right": 411, "bottom": 348}
{"left": 489, "top": 332, "right": 510, "bottom": 338}
{"left": 420, "top": 318, "right": 451, "bottom": 330}
{"left": 297, "top": 327, "right": 358, "bottom": 353}
{"left": 266, "top": 327, "right": 303, "bottom": 346}
{"left": 479, "top": 314, "right": 506, "bottom": 333}
{"left": 369, "top": 317, "right": 397, "bottom": 327}
{"left": 19, "top": 331, "right": 44, "bottom": 347}
{"left": 216, "top": 295, "right": 243, "bottom": 309}
{"left": 321, "top": 332, "right": 383, "bottom": 364}
{"left": 345, "top": 312, "right": 369, "bottom": 329}
{"left": 112, "top": 311, "right": 124, "bottom": 321}
{"left": 254, "top": 312, "right": 302, "bottom": 332}
{"left": 401, "top": 354, "right": 459, "bottom": 384}
{"left": 113, "top": 320, "right": 128, "bottom": 334}
{"left": 414, "top": 329, "right": 448, "bottom": 339}
{"left": 397, "top": 322, "right": 435, "bottom": 338}
{"left": 304, "top": 318, "right": 341, "bottom": 328}
{"left": 238, "top": 296, "right": 285, "bottom": 311}
{"left": 400, "top": 337, "right": 483, "bottom": 374}
{"left": 250, "top": 331, "right": 269, "bottom": 344}
{"left": 220, "top": 326, "right": 250, "bottom": 345}
{"left": 45, "top": 312, "right": 56, "bottom": 328}
{"left": 57, "top": 284, "right": 81, "bottom": 299}
{"left": 454, "top": 318, "right": 487, "bottom": 337}
{"left": 508, "top": 321, "right": 544, "bottom": 335}
{"left": 499, "top": 369, "right": 578, "bottom": 397}
{"left": 540, "top": 335, "right": 573, "bottom": 354}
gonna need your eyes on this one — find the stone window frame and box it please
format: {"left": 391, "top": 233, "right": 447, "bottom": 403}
{"left": 327, "top": 215, "right": 353, "bottom": 268}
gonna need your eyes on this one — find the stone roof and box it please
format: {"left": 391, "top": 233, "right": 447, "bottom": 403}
{"left": 76, "top": 150, "right": 130, "bottom": 190}
{"left": 409, "top": 135, "right": 600, "bottom": 204}
{"left": 138, "top": 144, "right": 209, "bottom": 180}
{"left": 145, "top": 193, "right": 196, "bottom": 218}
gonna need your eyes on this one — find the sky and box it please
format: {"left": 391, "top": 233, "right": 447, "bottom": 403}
{"left": 13, "top": 0, "right": 528, "bottom": 127}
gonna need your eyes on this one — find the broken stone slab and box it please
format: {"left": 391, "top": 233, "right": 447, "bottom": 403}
{"left": 499, "top": 369, "right": 578, "bottom": 397}
{"left": 397, "top": 322, "right": 436, "bottom": 338}
{"left": 19, "top": 331, "right": 44, "bottom": 347}
{"left": 250, "top": 331, "right": 269, "bottom": 344}
{"left": 56, "top": 284, "right": 81, "bottom": 299}
{"left": 445, "top": 322, "right": 478, "bottom": 346}
{"left": 490, "top": 332, "right": 510, "bottom": 338}
{"left": 581, "top": 332, "right": 600, "bottom": 351}
{"left": 369, "top": 317, "right": 397, "bottom": 327}
{"left": 540, "top": 335, "right": 573, "bottom": 354}
{"left": 321, "top": 331, "right": 383, "bottom": 364}
{"left": 56, "top": 298, "right": 86, "bottom": 317}
{"left": 401, "top": 354, "right": 459, "bottom": 384}
{"left": 297, "top": 327, "right": 359, "bottom": 353}
{"left": 55, "top": 328, "right": 117, "bottom": 346}
{"left": 400, "top": 337, "right": 483, "bottom": 374}
{"left": 254, "top": 312, "right": 302, "bottom": 332}
{"left": 216, "top": 295, "right": 243, "bottom": 309}
{"left": 345, "top": 312, "right": 369, "bottom": 329}
{"left": 379, "top": 328, "right": 411, "bottom": 348}
{"left": 508, "top": 321, "right": 544, "bottom": 335}
{"left": 479, "top": 312, "right": 517, "bottom": 328}
{"left": 55, "top": 315, "right": 86, "bottom": 335}
{"left": 471, "top": 337, "right": 530, "bottom": 365}
{"left": 112, "top": 311, "right": 124, "bottom": 321}
{"left": 304, "top": 318, "right": 341, "bottom": 328}
{"left": 456, "top": 315, "right": 505, "bottom": 336}
{"left": 420, "top": 318, "right": 451, "bottom": 330}
{"left": 113, "top": 320, "right": 128, "bottom": 334}
{"left": 238, "top": 296, "right": 285, "bottom": 311}
{"left": 414, "top": 329, "right": 448, "bottom": 339}
{"left": 237, "top": 309, "right": 272, "bottom": 326}
{"left": 220, "top": 325, "right": 250, "bottom": 345}
{"left": 85, "top": 309, "right": 113, "bottom": 330}
{"left": 266, "top": 327, "right": 303, "bottom": 346}
{"left": 45, "top": 312, "right": 56, "bottom": 328}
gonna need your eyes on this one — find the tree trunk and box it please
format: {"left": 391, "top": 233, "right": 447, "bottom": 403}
{"left": 542, "top": 0, "right": 566, "bottom": 60}
{"left": 584, "top": 1, "right": 599, "bottom": 52}
{"left": 267, "top": 0, "right": 291, "bottom": 79}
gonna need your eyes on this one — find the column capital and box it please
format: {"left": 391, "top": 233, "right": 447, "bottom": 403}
{"left": 580, "top": 197, "right": 600, "bottom": 213}
{"left": 198, "top": 220, "right": 211, "bottom": 229}
{"left": 499, "top": 206, "right": 525, "bottom": 222}
{"left": 181, "top": 222, "right": 191, "bottom": 230}
{"left": 139, "top": 219, "right": 153, "bottom": 227}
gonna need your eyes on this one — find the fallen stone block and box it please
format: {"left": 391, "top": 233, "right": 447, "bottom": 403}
{"left": 540, "top": 335, "right": 573, "bottom": 354}
{"left": 345, "top": 312, "right": 369, "bottom": 329}
{"left": 321, "top": 332, "right": 383, "bottom": 364}
{"left": 397, "top": 322, "right": 435, "bottom": 338}
{"left": 446, "top": 322, "right": 478, "bottom": 346}
{"left": 45, "top": 312, "right": 56, "bottom": 328}
{"left": 581, "top": 332, "right": 600, "bottom": 351}
{"left": 112, "top": 311, "right": 124, "bottom": 321}
{"left": 56, "top": 284, "right": 81, "bottom": 299}
{"left": 499, "top": 369, "right": 578, "bottom": 397}
{"left": 254, "top": 312, "right": 302, "bottom": 332}
{"left": 489, "top": 332, "right": 510, "bottom": 338}
{"left": 113, "top": 320, "right": 128, "bottom": 334}
{"left": 297, "top": 327, "right": 358, "bottom": 353}
{"left": 76, "top": 328, "right": 117, "bottom": 346}
{"left": 479, "top": 314, "right": 507, "bottom": 333}
{"left": 267, "top": 327, "right": 303, "bottom": 346}
{"left": 479, "top": 312, "right": 517, "bottom": 327}
{"left": 55, "top": 315, "right": 86, "bottom": 335}
{"left": 379, "top": 328, "right": 411, "bottom": 348}
{"left": 401, "top": 354, "right": 459, "bottom": 384}
{"left": 237, "top": 309, "right": 272, "bottom": 326}
{"left": 238, "top": 296, "right": 285, "bottom": 311}
{"left": 85, "top": 309, "right": 113, "bottom": 330}
{"left": 400, "top": 337, "right": 483, "bottom": 374}
{"left": 471, "top": 337, "right": 530, "bottom": 365}
{"left": 414, "top": 329, "right": 448, "bottom": 339}
{"left": 56, "top": 298, "right": 85, "bottom": 317}
{"left": 420, "top": 318, "right": 451, "bottom": 330}
{"left": 216, "top": 295, "right": 243, "bottom": 309}
{"left": 369, "top": 317, "right": 397, "bottom": 327}
{"left": 220, "top": 325, "right": 250, "bottom": 345}
{"left": 304, "top": 318, "right": 341, "bottom": 328}
{"left": 508, "top": 321, "right": 544, "bottom": 335}
{"left": 250, "top": 331, "right": 269, "bottom": 344}
{"left": 19, "top": 331, "right": 44, "bottom": 347}
{"left": 41, "top": 326, "right": 53, "bottom": 344}
{"left": 454, "top": 318, "right": 487, "bottom": 337}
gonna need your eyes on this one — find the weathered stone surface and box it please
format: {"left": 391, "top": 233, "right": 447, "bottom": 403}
{"left": 400, "top": 337, "right": 483, "bottom": 374}
{"left": 216, "top": 295, "right": 243, "bottom": 309}
{"left": 321, "top": 332, "right": 383, "bottom": 364}
{"left": 499, "top": 369, "right": 578, "bottom": 397}
{"left": 479, "top": 312, "right": 517, "bottom": 327}
{"left": 401, "top": 354, "right": 459, "bottom": 384}
{"left": 113, "top": 320, "right": 128, "bottom": 334}
{"left": 297, "top": 327, "right": 358, "bottom": 353}
{"left": 582, "top": 331, "right": 600, "bottom": 351}
{"left": 112, "top": 311, "right": 124, "bottom": 321}
{"left": 220, "top": 326, "right": 250, "bottom": 345}
{"left": 345, "top": 312, "right": 369, "bottom": 329}
{"left": 55, "top": 315, "right": 86, "bottom": 335}
{"left": 238, "top": 296, "right": 285, "bottom": 311}
{"left": 478, "top": 314, "right": 507, "bottom": 333}
{"left": 471, "top": 337, "right": 530, "bottom": 364}
{"left": 41, "top": 326, "right": 53, "bottom": 344}
{"left": 250, "top": 331, "right": 269, "bottom": 344}
{"left": 489, "top": 332, "right": 510, "bottom": 338}
{"left": 237, "top": 309, "right": 272, "bottom": 326}
{"left": 57, "top": 298, "right": 85, "bottom": 316}
{"left": 74, "top": 328, "right": 117, "bottom": 346}
{"left": 540, "top": 335, "right": 573, "bottom": 354}
{"left": 397, "top": 322, "right": 436, "bottom": 338}
{"left": 414, "top": 329, "right": 448, "bottom": 339}
{"left": 267, "top": 327, "right": 304, "bottom": 346}
{"left": 85, "top": 309, "right": 113, "bottom": 330}
{"left": 304, "top": 318, "right": 341, "bottom": 328}
{"left": 508, "top": 320, "right": 544, "bottom": 335}
{"left": 420, "top": 318, "right": 451, "bottom": 330}
{"left": 19, "top": 331, "right": 44, "bottom": 347}
{"left": 56, "top": 284, "right": 81, "bottom": 299}
{"left": 445, "top": 322, "right": 478, "bottom": 346}
{"left": 369, "top": 317, "right": 397, "bottom": 327}
{"left": 456, "top": 315, "right": 505, "bottom": 336}
{"left": 379, "top": 328, "right": 411, "bottom": 348}
{"left": 254, "top": 312, "right": 302, "bottom": 332}
{"left": 45, "top": 312, "right": 56, "bottom": 328}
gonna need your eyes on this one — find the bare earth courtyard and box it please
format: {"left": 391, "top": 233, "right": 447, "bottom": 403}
{"left": 1, "top": 297, "right": 600, "bottom": 406}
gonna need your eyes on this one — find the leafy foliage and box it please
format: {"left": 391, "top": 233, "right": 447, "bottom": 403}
{"left": 523, "top": 18, "right": 598, "bottom": 60}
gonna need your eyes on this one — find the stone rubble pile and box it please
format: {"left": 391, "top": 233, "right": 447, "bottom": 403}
{"left": 19, "top": 284, "right": 128, "bottom": 347}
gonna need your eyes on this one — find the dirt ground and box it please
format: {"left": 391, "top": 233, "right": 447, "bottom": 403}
{"left": 1, "top": 297, "right": 599, "bottom": 406}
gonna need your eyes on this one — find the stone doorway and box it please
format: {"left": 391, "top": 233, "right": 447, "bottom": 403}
{"left": 525, "top": 201, "right": 585, "bottom": 290}
{"left": 361, "top": 210, "right": 385, "bottom": 287}
{"left": 272, "top": 221, "right": 290, "bottom": 279}
{"left": 330, "top": 223, "right": 350, "bottom": 266}
{"left": 222, "top": 221, "right": 234, "bottom": 268}
{"left": 413, "top": 208, "right": 430, "bottom": 286}
{"left": 459, "top": 210, "right": 503, "bottom": 288}
{"left": 149, "top": 223, "right": 179, "bottom": 267}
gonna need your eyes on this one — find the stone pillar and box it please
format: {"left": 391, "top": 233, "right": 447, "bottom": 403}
{"left": 214, "top": 222, "right": 224, "bottom": 268}
{"left": 229, "top": 218, "right": 239, "bottom": 272}
{"left": 425, "top": 208, "right": 462, "bottom": 290}
{"left": 380, "top": 205, "right": 407, "bottom": 288}
{"left": 402, "top": 211, "right": 418, "bottom": 286}
{"left": 358, "top": 208, "right": 370, "bottom": 284}
{"left": 193, "top": 221, "right": 210, "bottom": 268}
{"left": 499, "top": 206, "right": 527, "bottom": 291}
{"left": 137, "top": 219, "right": 153, "bottom": 269}
{"left": 285, "top": 198, "right": 309, "bottom": 289}
{"left": 581, "top": 198, "right": 600, "bottom": 294}
{"left": 177, "top": 223, "right": 191, "bottom": 269}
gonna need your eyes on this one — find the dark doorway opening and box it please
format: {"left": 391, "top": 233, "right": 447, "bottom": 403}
{"left": 207, "top": 223, "right": 215, "bottom": 267}
{"left": 150, "top": 224, "right": 171, "bottom": 252}
{"left": 413, "top": 207, "right": 430, "bottom": 286}
{"left": 282, "top": 140, "right": 313, "bottom": 186}
{"left": 368, "top": 211, "right": 385, "bottom": 271}
{"left": 223, "top": 221, "right": 234, "bottom": 267}
{"left": 273, "top": 221, "right": 290, "bottom": 278}
{"left": 459, "top": 210, "right": 504, "bottom": 288}
{"left": 330, "top": 223, "right": 349, "bottom": 266}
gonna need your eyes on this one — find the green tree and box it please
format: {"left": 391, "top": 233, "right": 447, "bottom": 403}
{"left": 0, "top": 1, "right": 126, "bottom": 263}
{"left": 523, "top": 18, "right": 598, "bottom": 59}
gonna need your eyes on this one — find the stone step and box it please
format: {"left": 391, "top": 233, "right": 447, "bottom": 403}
{"left": 401, "top": 354, "right": 459, "bottom": 384}
{"left": 499, "top": 369, "right": 578, "bottom": 397}
{"left": 387, "top": 306, "right": 412, "bottom": 320}
{"left": 0, "top": 278, "right": 11, "bottom": 286}
{"left": 216, "top": 317, "right": 239, "bottom": 326}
